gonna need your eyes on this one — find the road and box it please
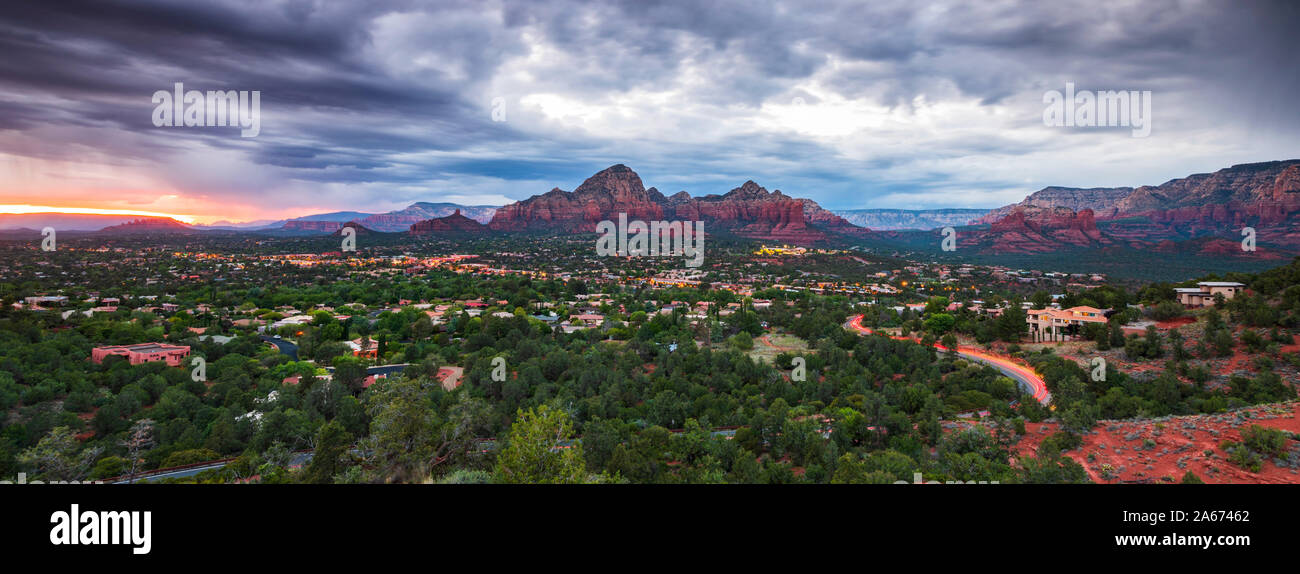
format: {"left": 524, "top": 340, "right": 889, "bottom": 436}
{"left": 845, "top": 314, "right": 1051, "bottom": 405}
{"left": 260, "top": 335, "right": 299, "bottom": 361}
{"left": 112, "top": 451, "right": 314, "bottom": 484}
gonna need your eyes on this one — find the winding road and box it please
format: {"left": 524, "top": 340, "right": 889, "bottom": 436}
{"left": 260, "top": 335, "right": 299, "bottom": 361}
{"left": 845, "top": 314, "right": 1051, "bottom": 405}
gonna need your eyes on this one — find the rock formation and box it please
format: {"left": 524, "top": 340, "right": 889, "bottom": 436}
{"left": 98, "top": 217, "right": 193, "bottom": 234}
{"left": 487, "top": 164, "right": 865, "bottom": 244}
{"left": 977, "top": 159, "right": 1300, "bottom": 253}
{"left": 976, "top": 186, "right": 1134, "bottom": 224}
{"left": 409, "top": 209, "right": 490, "bottom": 235}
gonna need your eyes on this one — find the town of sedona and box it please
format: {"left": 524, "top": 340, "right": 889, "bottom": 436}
{"left": 2, "top": 0, "right": 1298, "bottom": 563}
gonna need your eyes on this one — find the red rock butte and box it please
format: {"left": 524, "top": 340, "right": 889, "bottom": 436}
{"left": 409, "top": 209, "right": 490, "bottom": 235}
{"left": 486, "top": 164, "right": 867, "bottom": 244}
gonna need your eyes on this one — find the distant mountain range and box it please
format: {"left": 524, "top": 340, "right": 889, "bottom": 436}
{"left": 8, "top": 159, "right": 1298, "bottom": 258}
{"left": 0, "top": 204, "right": 500, "bottom": 233}
{"left": 0, "top": 213, "right": 180, "bottom": 231}
{"left": 242, "top": 202, "right": 500, "bottom": 233}
{"left": 831, "top": 208, "right": 989, "bottom": 230}
{"left": 345, "top": 202, "right": 498, "bottom": 232}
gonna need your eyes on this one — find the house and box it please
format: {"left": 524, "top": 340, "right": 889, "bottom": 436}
{"left": 346, "top": 338, "right": 379, "bottom": 358}
{"left": 272, "top": 315, "right": 313, "bottom": 329}
{"left": 1026, "top": 306, "right": 1109, "bottom": 339}
{"left": 91, "top": 343, "right": 191, "bottom": 366}
{"left": 1175, "top": 282, "right": 1245, "bottom": 308}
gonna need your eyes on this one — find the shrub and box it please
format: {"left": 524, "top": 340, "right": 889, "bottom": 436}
{"left": 161, "top": 448, "right": 222, "bottom": 469}
{"left": 1240, "top": 425, "right": 1289, "bottom": 458}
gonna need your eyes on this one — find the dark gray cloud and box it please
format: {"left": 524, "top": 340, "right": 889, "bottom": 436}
{"left": 0, "top": 0, "right": 1296, "bottom": 217}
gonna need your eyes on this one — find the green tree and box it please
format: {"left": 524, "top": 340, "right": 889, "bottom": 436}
{"left": 364, "top": 378, "right": 484, "bottom": 482}
{"left": 924, "top": 313, "right": 955, "bottom": 334}
{"left": 161, "top": 448, "right": 221, "bottom": 468}
{"left": 302, "top": 420, "right": 354, "bottom": 484}
{"left": 494, "top": 405, "right": 587, "bottom": 484}
{"left": 332, "top": 355, "right": 368, "bottom": 393}
{"left": 729, "top": 331, "right": 754, "bottom": 351}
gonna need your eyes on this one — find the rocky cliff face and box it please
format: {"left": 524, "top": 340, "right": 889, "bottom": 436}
{"left": 976, "top": 159, "right": 1300, "bottom": 253}
{"left": 981, "top": 207, "right": 1110, "bottom": 253}
{"left": 1115, "top": 161, "right": 1300, "bottom": 213}
{"left": 798, "top": 198, "right": 870, "bottom": 235}
{"left": 409, "top": 209, "right": 490, "bottom": 235}
{"left": 490, "top": 165, "right": 666, "bottom": 232}
{"left": 976, "top": 186, "right": 1134, "bottom": 224}
{"left": 487, "top": 165, "right": 863, "bottom": 244}
{"left": 667, "top": 180, "right": 825, "bottom": 242}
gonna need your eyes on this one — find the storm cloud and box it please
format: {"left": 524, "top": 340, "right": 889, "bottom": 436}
{"left": 0, "top": 0, "right": 1296, "bottom": 220}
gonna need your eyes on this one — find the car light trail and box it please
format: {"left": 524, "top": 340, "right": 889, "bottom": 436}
{"left": 846, "top": 314, "right": 1051, "bottom": 405}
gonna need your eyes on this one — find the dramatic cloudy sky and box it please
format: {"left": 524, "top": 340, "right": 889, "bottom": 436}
{"left": 0, "top": 0, "right": 1296, "bottom": 223}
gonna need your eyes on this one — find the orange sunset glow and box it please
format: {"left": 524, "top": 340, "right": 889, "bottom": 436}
{"left": 0, "top": 204, "right": 198, "bottom": 224}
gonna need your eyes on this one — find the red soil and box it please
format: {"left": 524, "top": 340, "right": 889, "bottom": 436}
{"left": 1013, "top": 403, "right": 1300, "bottom": 484}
